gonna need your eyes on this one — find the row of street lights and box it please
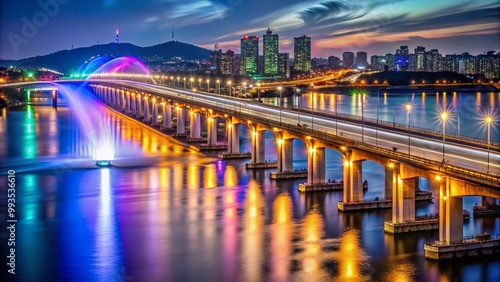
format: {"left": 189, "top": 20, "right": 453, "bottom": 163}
{"left": 168, "top": 76, "right": 258, "bottom": 96}
{"left": 356, "top": 89, "right": 495, "bottom": 173}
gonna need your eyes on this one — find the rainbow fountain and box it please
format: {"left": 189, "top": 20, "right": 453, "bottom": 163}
{"left": 87, "top": 56, "right": 155, "bottom": 83}
{"left": 61, "top": 56, "right": 155, "bottom": 167}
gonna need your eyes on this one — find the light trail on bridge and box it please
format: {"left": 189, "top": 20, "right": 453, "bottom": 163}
{"left": 106, "top": 80, "right": 500, "bottom": 176}
{"left": 5, "top": 80, "right": 498, "bottom": 176}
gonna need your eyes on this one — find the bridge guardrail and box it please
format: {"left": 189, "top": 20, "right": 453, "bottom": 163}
{"left": 297, "top": 106, "right": 499, "bottom": 149}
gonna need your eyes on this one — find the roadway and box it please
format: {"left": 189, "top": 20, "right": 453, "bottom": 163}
{"left": 3, "top": 80, "right": 498, "bottom": 177}
{"left": 106, "top": 80, "right": 500, "bottom": 176}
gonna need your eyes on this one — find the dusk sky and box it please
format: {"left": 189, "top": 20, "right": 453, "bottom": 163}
{"left": 1, "top": 0, "right": 499, "bottom": 60}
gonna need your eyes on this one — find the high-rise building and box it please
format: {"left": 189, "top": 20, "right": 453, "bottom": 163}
{"left": 396, "top": 46, "right": 409, "bottom": 71}
{"left": 328, "top": 56, "right": 341, "bottom": 68}
{"left": 293, "top": 35, "right": 311, "bottom": 73}
{"left": 210, "top": 44, "right": 222, "bottom": 74}
{"left": 385, "top": 53, "right": 395, "bottom": 71}
{"left": 240, "top": 36, "right": 259, "bottom": 76}
{"left": 427, "top": 49, "right": 442, "bottom": 72}
{"left": 477, "top": 51, "right": 500, "bottom": 79}
{"left": 355, "top": 51, "right": 368, "bottom": 68}
{"left": 342, "top": 52, "right": 354, "bottom": 68}
{"left": 443, "top": 54, "right": 459, "bottom": 73}
{"left": 220, "top": 49, "right": 234, "bottom": 75}
{"left": 371, "top": 55, "right": 385, "bottom": 70}
{"left": 413, "top": 46, "right": 426, "bottom": 71}
{"left": 278, "top": 53, "right": 290, "bottom": 78}
{"left": 263, "top": 28, "right": 279, "bottom": 76}
{"left": 459, "top": 52, "right": 477, "bottom": 75}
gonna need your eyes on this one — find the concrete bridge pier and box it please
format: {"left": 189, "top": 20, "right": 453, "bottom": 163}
{"left": 136, "top": 95, "right": 142, "bottom": 119}
{"left": 308, "top": 147, "right": 326, "bottom": 184}
{"left": 176, "top": 106, "right": 186, "bottom": 134}
{"left": 151, "top": 98, "right": 159, "bottom": 125}
{"left": 439, "top": 177, "right": 463, "bottom": 245}
{"left": 103, "top": 88, "right": 108, "bottom": 104}
{"left": 113, "top": 89, "right": 119, "bottom": 109}
{"left": 111, "top": 89, "right": 117, "bottom": 108}
{"left": 52, "top": 90, "right": 57, "bottom": 109}
{"left": 190, "top": 111, "right": 201, "bottom": 138}
{"left": 393, "top": 176, "right": 417, "bottom": 224}
{"left": 227, "top": 122, "right": 240, "bottom": 154}
{"left": 385, "top": 166, "right": 395, "bottom": 199}
{"left": 343, "top": 158, "right": 364, "bottom": 204}
{"left": 281, "top": 139, "right": 294, "bottom": 173}
{"left": 223, "top": 121, "right": 250, "bottom": 159}
{"left": 246, "top": 129, "right": 275, "bottom": 168}
{"left": 270, "top": 137, "right": 303, "bottom": 179}
{"left": 206, "top": 114, "right": 217, "bottom": 146}
{"left": 131, "top": 94, "right": 137, "bottom": 116}
{"left": 143, "top": 98, "right": 150, "bottom": 122}
{"left": 121, "top": 90, "right": 126, "bottom": 112}
{"left": 125, "top": 92, "right": 131, "bottom": 113}
{"left": 162, "top": 101, "right": 172, "bottom": 129}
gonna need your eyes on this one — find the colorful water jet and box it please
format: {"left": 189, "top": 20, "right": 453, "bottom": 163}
{"left": 56, "top": 84, "right": 117, "bottom": 162}
{"left": 87, "top": 56, "right": 155, "bottom": 83}
{"left": 76, "top": 56, "right": 113, "bottom": 77}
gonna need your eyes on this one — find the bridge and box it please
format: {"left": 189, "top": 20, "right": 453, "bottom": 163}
{"left": 4, "top": 79, "right": 500, "bottom": 259}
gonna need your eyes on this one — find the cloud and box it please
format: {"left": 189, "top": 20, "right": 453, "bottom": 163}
{"left": 140, "top": 0, "right": 231, "bottom": 29}
{"left": 214, "top": 27, "right": 268, "bottom": 41}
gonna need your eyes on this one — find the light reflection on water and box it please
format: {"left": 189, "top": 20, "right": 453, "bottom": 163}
{"left": 1, "top": 90, "right": 500, "bottom": 281}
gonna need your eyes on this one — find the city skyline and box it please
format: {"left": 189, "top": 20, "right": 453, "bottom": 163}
{"left": 1, "top": 0, "right": 499, "bottom": 60}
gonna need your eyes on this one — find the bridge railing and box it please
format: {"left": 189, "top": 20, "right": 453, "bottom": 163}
{"left": 233, "top": 107, "right": 499, "bottom": 187}
{"left": 296, "top": 105, "right": 499, "bottom": 148}
{"left": 104, "top": 82, "right": 500, "bottom": 188}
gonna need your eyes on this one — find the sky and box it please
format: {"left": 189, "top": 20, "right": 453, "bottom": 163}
{"left": 1, "top": 0, "right": 499, "bottom": 60}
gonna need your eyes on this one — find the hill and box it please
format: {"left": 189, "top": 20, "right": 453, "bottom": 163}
{"left": 0, "top": 41, "right": 211, "bottom": 74}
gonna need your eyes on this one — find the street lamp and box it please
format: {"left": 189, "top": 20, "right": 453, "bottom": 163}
{"left": 440, "top": 110, "right": 449, "bottom": 162}
{"left": 189, "top": 78, "right": 194, "bottom": 89}
{"left": 198, "top": 78, "right": 202, "bottom": 90}
{"left": 243, "top": 82, "right": 247, "bottom": 97}
{"left": 228, "top": 81, "right": 232, "bottom": 96}
{"left": 206, "top": 79, "right": 210, "bottom": 92}
{"left": 484, "top": 115, "right": 494, "bottom": 173}
{"left": 216, "top": 80, "right": 220, "bottom": 94}
{"left": 177, "top": 76, "right": 180, "bottom": 86}
{"left": 183, "top": 77, "right": 186, "bottom": 89}
{"left": 405, "top": 103, "right": 412, "bottom": 155}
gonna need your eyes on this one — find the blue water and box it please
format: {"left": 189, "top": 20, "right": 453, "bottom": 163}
{"left": 0, "top": 89, "right": 499, "bottom": 282}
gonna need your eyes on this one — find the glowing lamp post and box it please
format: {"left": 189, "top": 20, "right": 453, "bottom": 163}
{"left": 243, "top": 82, "right": 247, "bottom": 97}
{"left": 405, "top": 103, "right": 412, "bottom": 155}
{"left": 183, "top": 77, "right": 186, "bottom": 89}
{"left": 228, "top": 81, "right": 232, "bottom": 96}
{"left": 206, "top": 79, "right": 210, "bottom": 92}
{"left": 440, "top": 111, "right": 449, "bottom": 161}
{"left": 484, "top": 116, "right": 494, "bottom": 173}
{"left": 190, "top": 78, "right": 194, "bottom": 89}
{"left": 198, "top": 78, "right": 201, "bottom": 90}
{"left": 216, "top": 80, "right": 220, "bottom": 94}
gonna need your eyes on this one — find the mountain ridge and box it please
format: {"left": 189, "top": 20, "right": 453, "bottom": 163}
{"left": 0, "top": 41, "right": 212, "bottom": 74}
